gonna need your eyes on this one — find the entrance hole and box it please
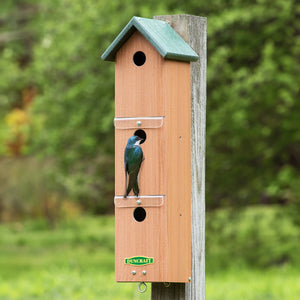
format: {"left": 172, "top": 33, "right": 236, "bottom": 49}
{"left": 133, "top": 207, "right": 146, "bottom": 222}
{"left": 134, "top": 129, "right": 146, "bottom": 144}
{"left": 133, "top": 51, "right": 146, "bottom": 66}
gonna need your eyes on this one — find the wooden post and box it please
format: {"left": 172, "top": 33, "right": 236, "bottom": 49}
{"left": 152, "top": 15, "right": 207, "bottom": 300}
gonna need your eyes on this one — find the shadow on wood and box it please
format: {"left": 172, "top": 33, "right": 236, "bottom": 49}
{"left": 151, "top": 283, "right": 185, "bottom": 300}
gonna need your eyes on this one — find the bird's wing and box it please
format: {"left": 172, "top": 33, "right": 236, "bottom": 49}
{"left": 125, "top": 146, "right": 143, "bottom": 197}
{"left": 128, "top": 160, "right": 142, "bottom": 175}
{"left": 127, "top": 147, "right": 143, "bottom": 174}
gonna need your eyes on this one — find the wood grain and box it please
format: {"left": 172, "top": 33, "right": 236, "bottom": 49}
{"left": 114, "top": 25, "right": 192, "bottom": 283}
{"left": 114, "top": 118, "right": 166, "bottom": 196}
{"left": 152, "top": 15, "right": 207, "bottom": 300}
{"left": 115, "top": 197, "right": 168, "bottom": 282}
{"left": 164, "top": 59, "right": 191, "bottom": 282}
{"left": 115, "top": 31, "right": 165, "bottom": 118}
{"left": 151, "top": 283, "right": 185, "bottom": 299}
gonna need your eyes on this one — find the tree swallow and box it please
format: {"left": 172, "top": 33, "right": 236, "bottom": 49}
{"left": 124, "top": 135, "right": 144, "bottom": 197}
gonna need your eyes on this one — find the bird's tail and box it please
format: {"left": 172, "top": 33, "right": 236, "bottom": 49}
{"left": 126, "top": 170, "right": 139, "bottom": 197}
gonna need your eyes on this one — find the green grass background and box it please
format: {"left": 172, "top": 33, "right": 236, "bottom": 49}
{"left": 0, "top": 211, "right": 299, "bottom": 300}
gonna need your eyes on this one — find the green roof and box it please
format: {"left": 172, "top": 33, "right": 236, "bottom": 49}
{"left": 101, "top": 17, "right": 199, "bottom": 62}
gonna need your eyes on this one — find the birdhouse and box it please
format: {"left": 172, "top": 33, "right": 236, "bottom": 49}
{"left": 101, "top": 16, "right": 199, "bottom": 283}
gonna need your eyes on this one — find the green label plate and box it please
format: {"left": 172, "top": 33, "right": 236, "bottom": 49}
{"left": 124, "top": 256, "right": 154, "bottom": 266}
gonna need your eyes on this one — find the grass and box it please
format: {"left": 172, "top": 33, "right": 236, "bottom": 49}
{"left": 206, "top": 267, "right": 300, "bottom": 300}
{"left": 0, "top": 216, "right": 149, "bottom": 300}
{"left": 0, "top": 214, "right": 299, "bottom": 299}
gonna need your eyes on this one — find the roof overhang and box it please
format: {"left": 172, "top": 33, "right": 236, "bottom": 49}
{"left": 101, "top": 17, "right": 199, "bottom": 62}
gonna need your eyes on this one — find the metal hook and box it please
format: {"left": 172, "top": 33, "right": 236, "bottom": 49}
{"left": 164, "top": 282, "right": 171, "bottom": 287}
{"left": 138, "top": 282, "right": 147, "bottom": 293}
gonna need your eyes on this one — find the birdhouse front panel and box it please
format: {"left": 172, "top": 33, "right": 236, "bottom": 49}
{"left": 113, "top": 58, "right": 191, "bottom": 282}
{"left": 102, "top": 16, "right": 199, "bottom": 283}
{"left": 114, "top": 117, "right": 166, "bottom": 196}
{"left": 114, "top": 195, "right": 168, "bottom": 282}
{"left": 115, "top": 31, "right": 165, "bottom": 118}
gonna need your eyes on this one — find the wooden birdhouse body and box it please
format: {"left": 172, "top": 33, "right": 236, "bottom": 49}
{"left": 102, "top": 17, "right": 198, "bottom": 283}
{"left": 115, "top": 31, "right": 164, "bottom": 118}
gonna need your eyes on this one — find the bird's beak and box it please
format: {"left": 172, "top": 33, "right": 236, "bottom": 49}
{"left": 134, "top": 136, "right": 143, "bottom": 145}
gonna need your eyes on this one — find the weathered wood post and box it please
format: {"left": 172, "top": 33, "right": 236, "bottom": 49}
{"left": 151, "top": 15, "right": 207, "bottom": 300}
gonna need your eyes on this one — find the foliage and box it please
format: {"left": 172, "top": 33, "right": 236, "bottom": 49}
{"left": 0, "top": 0, "right": 299, "bottom": 212}
{"left": 26, "top": 0, "right": 168, "bottom": 210}
{"left": 5, "top": 108, "right": 30, "bottom": 155}
{"left": 202, "top": 0, "right": 300, "bottom": 207}
{"left": 0, "top": 48, "right": 24, "bottom": 116}
{"left": 206, "top": 206, "right": 300, "bottom": 271}
{"left": 0, "top": 210, "right": 299, "bottom": 299}
{"left": 0, "top": 157, "right": 65, "bottom": 224}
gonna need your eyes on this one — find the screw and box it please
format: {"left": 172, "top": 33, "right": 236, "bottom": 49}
{"left": 142, "top": 270, "right": 146, "bottom": 275}
{"left": 136, "top": 200, "right": 141, "bottom": 205}
{"left": 137, "top": 121, "right": 142, "bottom": 126}
{"left": 189, "top": 277, "right": 191, "bottom": 281}
{"left": 132, "top": 271, "right": 136, "bottom": 275}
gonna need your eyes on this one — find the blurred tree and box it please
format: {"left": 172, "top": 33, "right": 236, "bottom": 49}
{"left": 5, "top": 108, "right": 29, "bottom": 155}
{"left": 200, "top": 0, "right": 300, "bottom": 208}
{"left": 0, "top": 0, "right": 37, "bottom": 156}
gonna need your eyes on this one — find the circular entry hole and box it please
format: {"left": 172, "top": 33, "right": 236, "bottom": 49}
{"left": 134, "top": 129, "right": 146, "bottom": 144}
{"left": 133, "top": 51, "right": 146, "bottom": 66}
{"left": 133, "top": 207, "right": 146, "bottom": 222}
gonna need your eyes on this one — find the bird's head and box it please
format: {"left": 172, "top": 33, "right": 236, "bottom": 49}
{"left": 127, "top": 135, "right": 143, "bottom": 146}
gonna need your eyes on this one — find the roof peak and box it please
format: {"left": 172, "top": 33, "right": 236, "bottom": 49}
{"left": 101, "top": 16, "right": 199, "bottom": 62}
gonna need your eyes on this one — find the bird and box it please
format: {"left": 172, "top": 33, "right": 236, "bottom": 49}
{"left": 124, "top": 135, "right": 144, "bottom": 197}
